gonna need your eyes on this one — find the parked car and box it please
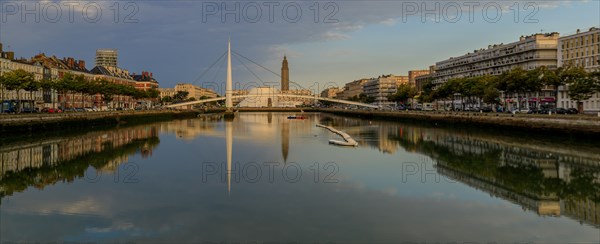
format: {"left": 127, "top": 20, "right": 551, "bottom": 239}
{"left": 555, "top": 108, "right": 569, "bottom": 114}
{"left": 41, "top": 108, "right": 60, "bottom": 113}
{"left": 539, "top": 108, "right": 556, "bottom": 114}
{"left": 526, "top": 108, "right": 538, "bottom": 114}
{"left": 480, "top": 107, "right": 493, "bottom": 113}
{"left": 567, "top": 108, "right": 578, "bottom": 114}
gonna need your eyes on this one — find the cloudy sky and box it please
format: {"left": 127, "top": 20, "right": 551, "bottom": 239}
{"left": 0, "top": 0, "right": 598, "bottom": 93}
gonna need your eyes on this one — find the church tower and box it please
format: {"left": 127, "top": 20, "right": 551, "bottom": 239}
{"left": 281, "top": 56, "right": 289, "bottom": 91}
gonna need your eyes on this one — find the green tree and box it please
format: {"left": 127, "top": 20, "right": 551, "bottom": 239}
{"left": 161, "top": 96, "right": 173, "bottom": 104}
{"left": 58, "top": 73, "right": 79, "bottom": 108}
{"left": 418, "top": 78, "right": 435, "bottom": 103}
{"left": 98, "top": 79, "right": 117, "bottom": 108}
{"left": 567, "top": 72, "right": 596, "bottom": 113}
{"left": 174, "top": 91, "right": 189, "bottom": 102}
{"left": 23, "top": 77, "right": 40, "bottom": 110}
{"left": 39, "top": 79, "right": 58, "bottom": 108}
{"left": 504, "top": 67, "right": 529, "bottom": 110}
{"left": 525, "top": 67, "right": 546, "bottom": 109}
{"left": 478, "top": 75, "right": 500, "bottom": 109}
{"left": 0, "top": 74, "right": 5, "bottom": 101}
{"left": 147, "top": 88, "right": 159, "bottom": 99}
{"left": 434, "top": 79, "right": 457, "bottom": 110}
{"left": 2, "top": 69, "right": 35, "bottom": 113}
{"left": 534, "top": 66, "right": 562, "bottom": 108}
{"left": 388, "top": 84, "right": 416, "bottom": 105}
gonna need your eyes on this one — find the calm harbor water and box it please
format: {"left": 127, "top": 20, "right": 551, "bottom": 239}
{"left": 1, "top": 112, "right": 599, "bottom": 243}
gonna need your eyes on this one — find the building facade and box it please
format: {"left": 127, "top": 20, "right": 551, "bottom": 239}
{"left": 158, "top": 88, "right": 176, "bottom": 99}
{"left": 390, "top": 75, "right": 409, "bottom": 86}
{"left": 558, "top": 27, "right": 600, "bottom": 70}
{"left": 428, "top": 33, "right": 560, "bottom": 110}
{"left": 132, "top": 71, "right": 159, "bottom": 91}
{"left": 95, "top": 49, "right": 118, "bottom": 67}
{"left": 320, "top": 87, "right": 341, "bottom": 98}
{"left": 337, "top": 79, "right": 370, "bottom": 100}
{"left": 415, "top": 65, "right": 436, "bottom": 92}
{"left": 408, "top": 70, "right": 431, "bottom": 87}
{"left": 363, "top": 77, "right": 398, "bottom": 106}
{"left": 174, "top": 83, "right": 218, "bottom": 100}
{"left": 431, "top": 33, "right": 559, "bottom": 86}
{"left": 557, "top": 27, "right": 600, "bottom": 113}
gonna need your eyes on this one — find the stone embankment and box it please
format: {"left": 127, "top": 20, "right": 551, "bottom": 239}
{"left": 320, "top": 109, "right": 600, "bottom": 136}
{"left": 0, "top": 110, "right": 198, "bottom": 134}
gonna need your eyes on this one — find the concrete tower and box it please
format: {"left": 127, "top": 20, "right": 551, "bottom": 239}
{"left": 95, "top": 49, "right": 118, "bottom": 67}
{"left": 226, "top": 39, "right": 233, "bottom": 110}
{"left": 281, "top": 56, "right": 289, "bottom": 91}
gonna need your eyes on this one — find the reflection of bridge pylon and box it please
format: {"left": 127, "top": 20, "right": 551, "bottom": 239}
{"left": 226, "top": 117, "right": 233, "bottom": 194}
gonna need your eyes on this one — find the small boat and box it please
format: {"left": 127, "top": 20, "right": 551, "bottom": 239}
{"left": 287, "top": 115, "right": 306, "bottom": 120}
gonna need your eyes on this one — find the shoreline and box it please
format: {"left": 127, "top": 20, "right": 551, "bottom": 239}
{"left": 318, "top": 108, "right": 600, "bottom": 137}
{"left": 0, "top": 110, "right": 198, "bottom": 135}
{"left": 2, "top": 108, "right": 600, "bottom": 138}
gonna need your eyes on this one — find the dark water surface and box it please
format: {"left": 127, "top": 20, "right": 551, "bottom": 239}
{"left": 1, "top": 112, "right": 599, "bottom": 243}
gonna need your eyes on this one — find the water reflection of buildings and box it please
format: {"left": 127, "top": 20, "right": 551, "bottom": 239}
{"left": 158, "top": 113, "right": 313, "bottom": 193}
{"left": 401, "top": 126, "right": 600, "bottom": 228}
{"left": 0, "top": 126, "right": 159, "bottom": 178}
{"left": 322, "top": 115, "right": 600, "bottom": 228}
{"left": 0, "top": 125, "right": 159, "bottom": 200}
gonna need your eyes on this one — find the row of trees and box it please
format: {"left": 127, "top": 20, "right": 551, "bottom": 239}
{"left": 389, "top": 65, "right": 600, "bottom": 112}
{"left": 0, "top": 69, "right": 159, "bottom": 112}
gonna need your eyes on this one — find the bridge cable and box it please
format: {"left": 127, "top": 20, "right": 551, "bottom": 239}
{"left": 209, "top": 52, "right": 227, "bottom": 85}
{"left": 232, "top": 51, "right": 308, "bottom": 90}
{"left": 232, "top": 53, "right": 268, "bottom": 85}
{"left": 191, "top": 50, "right": 227, "bottom": 87}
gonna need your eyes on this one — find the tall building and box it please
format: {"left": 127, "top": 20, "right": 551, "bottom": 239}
{"left": 408, "top": 70, "right": 431, "bottom": 87}
{"left": 281, "top": 56, "right": 289, "bottom": 91}
{"left": 557, "top": 27, "right": 600, "bottom": 113}
{"left": 390, "top": 75, "right": 409, "bottom": 86}
{"left": 95, "top": 49, "right": 118, "bottom": 67}
{"left": 431, "top": 33, "right": 559, "bottom": 86}
{"left": 415, "top": 65, "right": 436, "bottom": 92}
{"left": 558, "top": 27, "right": 600, "bottom": 70}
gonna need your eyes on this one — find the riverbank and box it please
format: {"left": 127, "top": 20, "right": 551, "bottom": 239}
{"left": 4, "top": 108, "right": 600, "bottom": 138}
{"left": 0, "top": 110, "right": 198, "bottom": 135}
{"left": 320, "top": 108, "right": 600, "bottom": 137}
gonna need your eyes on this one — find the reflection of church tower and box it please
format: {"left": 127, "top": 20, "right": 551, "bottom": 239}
{"left": 281, "top": 56, "right": 289, "bottom": 91}
{"left": 281, "top": 120, "right": 289, "bottom": 163}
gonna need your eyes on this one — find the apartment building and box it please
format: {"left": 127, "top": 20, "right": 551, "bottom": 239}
{"left": 408, "top": 70, "right": 431, "bottom": 87}
{"left": 320, "top": 87, "right": 341, "bottom": 99}
{"left": 557, "top": 27, "right": 600, "bottom": 113}
{"left": 363, "top": 76, "right": 399, "bottom": 106}
{"left": 175, "top": 83, "right": 218, "bottom": 100}
{"left": 431, "top": 33, "right": 559, "bottom": 86}
{"left": 336, "top": 79, "right": 370, "bottom": 100}
{"left": 415, "top": 65, "right": 436, "bottom": 92}
{"left": 558, "top": 27, "right": 600, "bottom": 70}
{"left": 132, "top": 71, "right": 160, "bottom": 91}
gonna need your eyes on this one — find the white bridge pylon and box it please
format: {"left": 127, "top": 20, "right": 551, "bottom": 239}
{"left": 165, "top": 94, "right": 379, "bottom": 109}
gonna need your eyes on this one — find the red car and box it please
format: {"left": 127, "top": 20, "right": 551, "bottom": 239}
{"left": 41, "top": 108, "right": 63, "bottom": 113}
